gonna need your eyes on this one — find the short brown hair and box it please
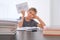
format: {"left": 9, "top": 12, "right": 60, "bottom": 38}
{"left": 28, "top": 7, "right": 37, "bottom": 13}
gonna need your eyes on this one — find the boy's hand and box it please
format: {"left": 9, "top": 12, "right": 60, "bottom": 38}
{"left": 33, "top": 15, "right": 39, "bottom": 19}
{"left": 21, "top": 10, "right": 25, "bottom": 17}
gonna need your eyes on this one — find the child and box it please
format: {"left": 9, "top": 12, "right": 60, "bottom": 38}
{"left": 18, "top": 7, "right": 45, "bottom": 29}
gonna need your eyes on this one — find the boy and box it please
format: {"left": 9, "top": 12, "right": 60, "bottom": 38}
{"left": 18, "top": 7, "right": 45, "bottom": 29}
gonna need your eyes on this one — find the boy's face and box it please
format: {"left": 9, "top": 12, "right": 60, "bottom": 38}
{"left": 27, "top": 10, "right": 36, "bottom": 19}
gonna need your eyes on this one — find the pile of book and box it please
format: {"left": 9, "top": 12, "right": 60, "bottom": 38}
{"left": 43, "top": 26, "right": 60, "bottom": 36}
{"left": 0, "top": 19, "right": 17, "bottom": 35}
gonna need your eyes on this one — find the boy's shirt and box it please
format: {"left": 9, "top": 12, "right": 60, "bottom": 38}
{"left": 22, "top": 17, "right": 38, "bottom": 27}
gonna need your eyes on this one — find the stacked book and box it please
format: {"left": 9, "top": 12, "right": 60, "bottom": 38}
{"left": 0, "top": 19, "right": 17, "bottom": 35}
{"left": 43, "top": 26, "right": 60, "bottom": 36}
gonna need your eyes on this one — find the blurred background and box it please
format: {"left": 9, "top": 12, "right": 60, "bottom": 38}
{"left": 0, "top": 0, "right": 60, "bottom": 27}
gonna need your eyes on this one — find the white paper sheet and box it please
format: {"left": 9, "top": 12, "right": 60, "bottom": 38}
{"left": 16, "top": 2, "right": 28, "bottom": 13}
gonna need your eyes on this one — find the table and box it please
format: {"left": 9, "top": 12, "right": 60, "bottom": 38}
{"left": 16, "top": 30, "right": 60, "bottom": 40}
{"left": 0, "top": 26, "right": 16, "bottom": 40}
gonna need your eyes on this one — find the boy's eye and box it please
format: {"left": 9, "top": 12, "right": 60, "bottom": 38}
{"left": 30, "top": 12, "right": 32, "bottom": 13}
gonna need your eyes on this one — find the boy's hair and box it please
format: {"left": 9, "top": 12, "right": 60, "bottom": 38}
{"left": 28, "top": 7, "right": 37, "bottom": 13}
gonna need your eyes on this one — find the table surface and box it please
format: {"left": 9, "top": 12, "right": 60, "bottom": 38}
{"left": 1, "top": 30, "right": 60, "bottom": 40}
{"left": 16, "top": 30, "right": 60, "bottom": 40}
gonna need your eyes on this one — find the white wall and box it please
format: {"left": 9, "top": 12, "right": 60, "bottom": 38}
{"left": 0, "top": 0, "right": 50, "bottom": 26}
{"left": 0, "top": 0, "right": 19, "bottom": 19}
{"left": 51, "top": 0, "right": 60, "bottom": 26}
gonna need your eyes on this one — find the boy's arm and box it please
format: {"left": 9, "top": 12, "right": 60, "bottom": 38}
{"left": 37, "top": 19, "right": 45, "bottom": 28}
{"left": 18, "top": 16, "right": 24, "bottom": 28}
{"left": 18, "top": 10, "right": 25, "bottom": 28}
{"left": 34, "top": 16, "right": 46, "bottom": 29}
{"left": 37, "top": 17, "right": 46, "bottom": 28}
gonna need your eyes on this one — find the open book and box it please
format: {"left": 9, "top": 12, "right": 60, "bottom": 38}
{"left": 16, "top": 27, "right": 40, "bottom": 31}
